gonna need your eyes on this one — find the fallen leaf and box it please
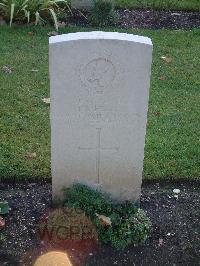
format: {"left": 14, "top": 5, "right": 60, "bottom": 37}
{"left": 171, "top": 12, "right": 181, "bottom": 16}
{"left": 95, "top": 213, "right": 112, "bottom": 226}
{"left": 28, "top": 31, "right": 33, "bottom": 36}
{"left": 153, "top": 111, "right": 161, "bottom": 116}
{"left": 0, "top": 216, "right": 5, "bottom": 229}
{"left": 160, "top": 56, "right": 173, "bottom": 63}
{"left": 42, "top": 98, "right": 50, "bottom": 104}
{"left": 159, "top": 76, "right": 166, "bottom": 80}
{"left": 158, "top": 238, "right": 164, "bottom": 247}
{"left": 26, "top": 152, "right": 36, "bottom": 159}
{"left": 2, "top": 65, "right": 13, "bottom": 74}
{"left": 48, "top": 31, "right": 58, "bottom": 37}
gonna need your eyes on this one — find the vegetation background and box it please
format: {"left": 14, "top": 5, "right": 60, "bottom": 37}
{"left": 0, "top": 26, "right": 199, "bottom": 181}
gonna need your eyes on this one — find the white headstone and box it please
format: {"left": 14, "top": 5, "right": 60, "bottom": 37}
{"left": 49, "top": 31, "right": 153, "bottom": 202}
{"left": 71, "top": 0, "right": 93, "bottom": 9}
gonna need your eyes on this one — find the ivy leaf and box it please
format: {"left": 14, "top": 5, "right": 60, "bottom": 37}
{"left": 0, "top": 202, "right": 10, "bottom": 215}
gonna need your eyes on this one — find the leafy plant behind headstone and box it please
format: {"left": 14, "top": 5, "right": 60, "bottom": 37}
{"left": 0, "top": 0, "right": 70, "bottom": 30}
{"left": 89, "top": 0, "right": 118, "bottom": 26}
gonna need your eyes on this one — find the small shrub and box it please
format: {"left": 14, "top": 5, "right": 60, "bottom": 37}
{"left": 0, "top": 0, "right": 70, "bottom": 30}
{"left": 89, "top": 0, "right": 118, "bottom": 27}
{"left": 64, "top": 183, "right": 152, "bottom": 249}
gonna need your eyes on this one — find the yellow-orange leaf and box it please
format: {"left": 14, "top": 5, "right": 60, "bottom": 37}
{"left": 26, "top": 152, "right": 36, "bottom": 159}
{"left": 160, "top": 56, "right": 173, "bottom": 63}
{"left": 95, "top": 213, "right": 112, "bottom": 226}
{"left": 0, "top": 216, "right": 5, "bottom": 229}
{"left": 42, "top": 98, "right": 50, "bottom": 104}
{"left": 159, "top": 76, "right": 166, "bottom": 80}
{"left": 28, "top": 32, "right": 33, "bottom": 36}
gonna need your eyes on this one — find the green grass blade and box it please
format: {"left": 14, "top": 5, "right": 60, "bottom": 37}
{"left": 49, "top": 8, "right": 58, "bottom": 31}
{"left": 10, "top": 3, "right": 15, "bottom": 27}
{"left": 35, "top": 11, "right": 40, "bottom": 25}
{"left": 27, "top": 10, "right": 30, "bottom": 23}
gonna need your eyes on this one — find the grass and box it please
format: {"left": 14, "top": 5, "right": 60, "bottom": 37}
{"left": 0, "top": 25, "right": 199, "bottom": 181}
{"left": 115, "top": 0, "right": 200, "bottom": 11}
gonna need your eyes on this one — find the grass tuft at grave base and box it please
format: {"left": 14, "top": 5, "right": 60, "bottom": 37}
{"left": 0, "top": 26, "right": 199, "bottom": 182}
{"left": 115, "top": 0, "right": 200, "bottom": 11}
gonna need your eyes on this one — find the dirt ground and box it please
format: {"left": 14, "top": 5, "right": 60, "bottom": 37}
{"left": 0, "top": 181, "right": 199, "bottom": 265}
{"left": 67, "top": 9, "right": 200, "bottom": 29}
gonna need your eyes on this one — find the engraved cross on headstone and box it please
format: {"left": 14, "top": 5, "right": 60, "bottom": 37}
{"left": 78, "top": 128, "right": 119, "bottom": 183}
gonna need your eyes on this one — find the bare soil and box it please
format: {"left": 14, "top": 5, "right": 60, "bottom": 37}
{"left": 67, "top": 9, "right": 200, "bottom": 29}
{"left": 0, "top": 181, "right": 199, "bottom": 265}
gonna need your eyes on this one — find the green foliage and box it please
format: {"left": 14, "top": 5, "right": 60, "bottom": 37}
{"left": 0, "top": 26, "right": 199, "bottom": 180}
{"left": 115, "top": 0, "right": 200, "bottom": 11}
{"left": 89, "top": 0, "right": 117, "bottom": 27}
{"left": 64, "top": 183, "right": 152, "bottom": 249}
{"left": 0, "top": 201, "right": 9, "bottom": 215}
{"left": 0, "top": 0, "right": 70, "bottom": 30}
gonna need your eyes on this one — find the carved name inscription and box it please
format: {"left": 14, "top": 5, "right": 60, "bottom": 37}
{"left": 64, "top": 58, "right": 138, "bottom": 125}
{"left": 79, "top": 58, "right": 123, "bottom": 124}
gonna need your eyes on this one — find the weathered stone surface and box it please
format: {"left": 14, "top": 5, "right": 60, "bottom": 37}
{"left": 49, "top": 31, "right": 153, "bottom": 202}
